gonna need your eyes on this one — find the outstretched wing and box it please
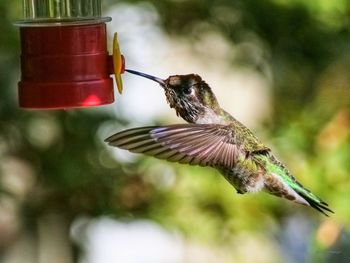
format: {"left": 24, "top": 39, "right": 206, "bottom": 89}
{"left": 105, "top": 124, "right": 244, "bottom": 168}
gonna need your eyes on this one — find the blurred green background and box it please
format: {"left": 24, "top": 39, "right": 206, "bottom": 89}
{"left": 1, "top": 0, "right": 350, "bottom": 263}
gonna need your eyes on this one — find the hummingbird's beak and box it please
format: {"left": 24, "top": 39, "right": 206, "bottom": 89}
{"left": 125, "top": 69, "right": 166, "bottom": 86}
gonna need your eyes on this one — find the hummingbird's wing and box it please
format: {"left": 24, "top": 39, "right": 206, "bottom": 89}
{"left": 105, "top": 124, "right": 244, "bottom": 168}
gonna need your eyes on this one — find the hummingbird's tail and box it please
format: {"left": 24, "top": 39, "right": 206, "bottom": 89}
{"left": 293, "top": 187, "right": 333, "bottom": 216}
{"left": 255, "top": 154, "right": 334, "bottom": 216}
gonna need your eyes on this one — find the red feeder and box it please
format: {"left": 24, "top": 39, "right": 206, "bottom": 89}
{"left": 14, "top": 0, "right": 125, "bottom": 109}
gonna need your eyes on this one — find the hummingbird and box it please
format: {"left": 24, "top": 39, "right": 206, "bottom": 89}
{"left": 105, "top": 69, "right": 333, "bottom": 216}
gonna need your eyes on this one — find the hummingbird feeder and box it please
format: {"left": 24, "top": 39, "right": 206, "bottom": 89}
{"left": 14, "top": 0, "right": 125, "bottom": 109}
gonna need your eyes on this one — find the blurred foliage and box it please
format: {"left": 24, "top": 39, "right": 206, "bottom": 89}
{"left": 1, "top": 0, "right": 350, "bottom": 263}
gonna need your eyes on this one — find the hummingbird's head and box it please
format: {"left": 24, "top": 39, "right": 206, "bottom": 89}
{"left": 163, "top": 74, "right": 220, "bottom": 122}
{"left": 126, "top": 70, "right": 220, "bottom": 123}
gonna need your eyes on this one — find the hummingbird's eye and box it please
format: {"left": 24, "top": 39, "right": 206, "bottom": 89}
{"left": 183, "top": 87, "right": 193, "bottom": 95}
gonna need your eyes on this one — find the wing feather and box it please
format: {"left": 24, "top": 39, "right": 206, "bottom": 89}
{"left": 105, "top": 124, "right": 243, "bottom": 168}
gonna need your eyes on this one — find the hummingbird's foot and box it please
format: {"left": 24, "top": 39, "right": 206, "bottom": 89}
{"left": 236, "top": 190, "right": 244, "bottom": 194}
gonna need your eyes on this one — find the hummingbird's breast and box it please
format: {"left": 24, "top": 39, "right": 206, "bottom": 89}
{"left": 195, "top": 109, "right": 232, "bottom": 125}
{"left": 217, "top": 157, "right": 265, "bottom": 194}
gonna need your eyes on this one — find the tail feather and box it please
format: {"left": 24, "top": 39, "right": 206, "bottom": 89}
{"left": 295, "top": 189, "right": 334, "bottom": 217}
{"left": 290, "top": 176, "right": 334, "bottom": 216}
{"left": 255, "top": 153, "right": 334, "bottom": 216}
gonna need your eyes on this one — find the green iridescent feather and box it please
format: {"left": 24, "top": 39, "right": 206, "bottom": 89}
{"left": 254, "top": 154, "right": 333, "bottom": 215}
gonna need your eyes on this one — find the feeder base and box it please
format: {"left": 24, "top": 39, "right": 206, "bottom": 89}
{"left": 19, "top": 23, "right": 114, "bottom": 109}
